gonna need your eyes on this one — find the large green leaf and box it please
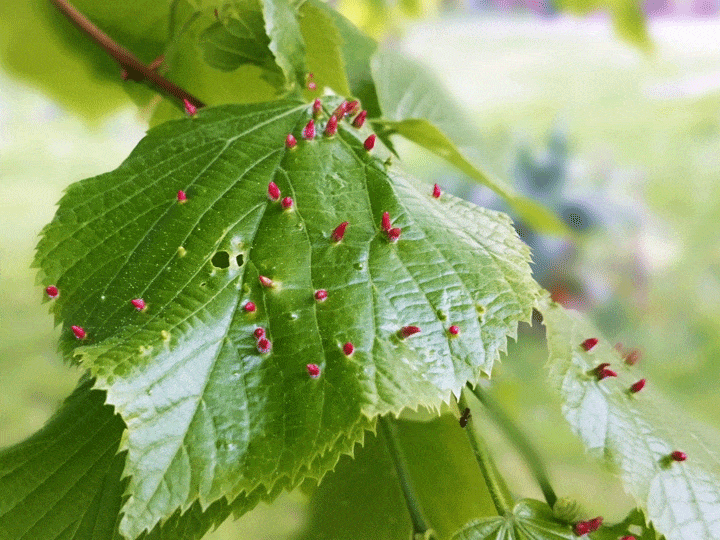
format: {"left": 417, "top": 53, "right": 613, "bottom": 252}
{"left": 0, "top": 376, "right": 330, "bottom": 540}
{"left": 34, "top": 98, "right": 538, "bottom": 538}
{"left": 452, "top": 499, "right": 575, "bottom": 540}
{"left": 540, "top": 296, "right": 720, "bottom": 540}
{"left": 299, "top": 413, "right": 498, "bottom": 540}
{"left": 260, "top": 0, "right": 306, "bottom": 86}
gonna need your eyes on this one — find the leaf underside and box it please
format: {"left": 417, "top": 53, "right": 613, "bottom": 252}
{"left": 540, "top": 297, "right": 720, "bottom": 540}
{"left": 452, "top": 499, "right": 575, "bottom": 540}
{"left": 33, "top": 99, "right": 537, "bottom": 538}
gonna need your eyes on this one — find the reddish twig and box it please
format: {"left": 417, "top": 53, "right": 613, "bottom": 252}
{"left": 50, "top": 0, "right": 205, "bottom": 109}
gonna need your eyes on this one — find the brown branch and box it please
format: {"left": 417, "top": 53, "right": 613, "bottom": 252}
{"left": 50, "top": 0, "right": 205, "bottom": 109}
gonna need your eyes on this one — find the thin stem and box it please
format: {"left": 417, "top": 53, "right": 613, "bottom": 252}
{"left": 379, "top": 416, "right": 434, "bottom": 537}
{"left": 458, "top": 390, "right": 514, "bottom": 515}
{"left": 468, "top": 382, "right": 558, "bottom": 509}
{"left": 50, "top": 0, "right": 205, "bottom": 109}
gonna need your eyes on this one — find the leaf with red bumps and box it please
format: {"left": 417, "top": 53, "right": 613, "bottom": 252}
{"left": 452, "top": 499, "right": 576, "bottom": 540}
{"left": 34, "top": 99, "right": 538, "bottom": 538}
{"left": 540, "top": 297, "right": 720, "bottom": 540}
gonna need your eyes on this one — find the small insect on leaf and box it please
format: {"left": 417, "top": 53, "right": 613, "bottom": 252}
{"left": 459, "top": 407, "right": 471, "bottom": 428}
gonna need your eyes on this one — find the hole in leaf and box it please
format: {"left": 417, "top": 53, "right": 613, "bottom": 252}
{"left": 236, "top": 254, "right": 244, "bottom": 267}
{"left": 211, "top": 251, "right": 230, "bottom": 268}
{"left": 200, "top": 282, "right": 206, "bottom": 288}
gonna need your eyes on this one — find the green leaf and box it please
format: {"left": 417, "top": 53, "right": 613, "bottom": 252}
{"left": 540, "top": 296, "right": 720, "bottom": 540}
{"left": 592, "top": 508, "right": 661, "bottom": 540}
{"left": 198, "top": 1, "right": 277, "bottom": 72}
{"left": 34, "top": 98, "right": 538, "bottom": 537}
{"left": 261, "top": 0, "right": 306, "bottom": 86}
{"left": 298, "top": 1, "right": 351, "bottom": 98}
{"left": 299, "top": 413, "right": 498, "bottom": 540}
{"left": 452, "top": 499, "right": 575, "bottom": 540}
{"left": 373, "top": 118, "right": 568, "bottom": 236}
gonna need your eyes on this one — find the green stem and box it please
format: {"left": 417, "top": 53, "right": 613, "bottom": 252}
{"left": 379, "top": 416, "right": 433, "bottom": 537}
{"left": 458, "top": 389, "right": 514, "bottom": 515}
{"left": 467, "top": 383, "right": 558, "bottom": 509}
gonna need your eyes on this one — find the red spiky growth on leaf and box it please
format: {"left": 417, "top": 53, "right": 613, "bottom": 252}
{"left": 281, "top": 197, "right": 294, "bottom": 209}
{"left": 244, "top": 301, "right": 256, "bottom": 312}
{"left": 432, "top": 184, "right": 442, "bottom": 198}
{"left": 364, "top": 134, "right": 376, "bottom": 151}
{"left": 183, "top": 98, "right": 197, "bottom": 116}
{"left": 267, "top": 181, "right": 281, "bottom": 201}
{"left": 313, "top": 98, "right": 322, "bottom": 117}
{"left": 448, "top": 325, "right": 460, "bottom": 336}
{"left": 398, "top": 326, "right": 421, "bottom": 339}
{"left": 630, "top": 379, "right": 646, "bottom": 393}
{"left": 314, "top": 289, "right": 328, "bottom": 302}
{"left": 331, "top": 221, "right": 348, "bottom": 242}
{"left": 352, "top": 110, "right": 367, "bottom": 128}
{"left": 594, "top": 363, "right": 617, "bottom": 380}
{"left": 381, "top": 211, "right": 392, "bottom": 232}
{"left": 346, "top": 100, "right": 359, "bottom": 115}
{"left": 581, "top": 337, "right": 598, "bottom": 351}
{"left": 45, "top": 285, "right": 59, "bottom": 298}
{"left": 258, "top": 275, "right": 274, "bottom": 288}
{"left": 131, "top": 298, "right": 146, "bottom": 311}
{"left": 671, "top": 450, "right": 687, "bottom": 462}
{"left": 302, "top": 119, "right": 315, "bottom": 140}
{"left": 253, "top": 327, "right": 265, "bottom": 339}
{"left": 343, "top": 342, "right": 354, "bottom": 356}
{"left": 177, "top": 190, "right": 187, "bottom": 203}
{"left": 71, "top": 325, "right": 86, "bottom": 340}
{"left": 307, "top": 363, "right": 321, "bottom": 378}
{"left": 257, "top": 337, "right": 272, "bottom": 353}
{"left": 285, "top": 133, "right": 297, "bottom": 148}
{"left": 624, "top": 349, "right": 641, "bottom": 365}
{"left": 387, "top": 228, "right": 401, "bottom": 242}
{"left": 324, "top": 115, "right": 338, "bottom": 136}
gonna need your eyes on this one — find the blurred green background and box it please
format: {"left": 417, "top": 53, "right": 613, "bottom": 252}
{"left": 2, "top": 4, "right": 720, "bottom": 539}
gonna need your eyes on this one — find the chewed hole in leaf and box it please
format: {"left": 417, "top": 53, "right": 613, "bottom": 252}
{"left": 235, "top": 254, "right": 244, "bottom": 267}
{"left": 211, "top": 251, "right": 231, "bottom": 269}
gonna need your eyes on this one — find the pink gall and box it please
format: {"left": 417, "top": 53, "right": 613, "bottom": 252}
{"left": 352, "top": 110, "right": 367, "bottom": 128}
{"left": 244, "top": 301, "right": 256, "bottom": 313}
{"left": 285, "top": 133, "right": 297, "bottom": 148}
{"left": 324, "top": 115, "right": 338, "bottom": 136}
{"left": 307, "top": 363, "right": 321, "bottom": 378}
{"left": 331, "top": 221, "right": 349, "bottom": 242}
{"left": 45, "top": 285, "right": 59, "bottom": 298}
{"left": 448, "top": 325, "right": 460, "bottom": 336}
{"left": 257, "top": 337, "right": 272, "bottom": 353}
{"left": 183, "top": 98, "right": 197, "bottom": 116}
{"left": 313, "top": 98, "right": 322, "bottom": 117}
{"left": 268, "top": 181, "right": 281, "bottom": 201}
{"left": 573, "top": 521, "right": 591, "bottom": 536}
{"left": 624, "top": 349, "right": 641, "bottom": 365}
{"left": 432, "top": 184, "right": 442, "bottom": 198}
{"left": 620, "top": 537, "right": 636, "bottom": 540}
{"left": 131, "top": 298, "right": 146, "bottom": 311}
{"left": 670, "top": 450, "right": 687, "bottom": 462}
{"left": 177, "top": 190, "right": 187, "bottom": 203}
{"left": 253, "top": 327, "right": 265, "bottom": 339}
{"left": 258, "top": 275, "right": 274, "bottom": 288}
{"left": 387, "top": 228, "right": 401, "bottom": 242}
{"left": 586, "top": 517, "right": 603, "bottom": 531}
{"left": 364, "top": 134, "right": 376, "bottom": 151}
{"left": 314, "top": 289, "right": 328, "bottom": 302}
{"left": 345, "top": 100, "right": 359, "bottom": 115}
{"left": 71, "top": 325, "right": 86, "bottom": 340}
{"left": 398, "top": 326, "right": 421, "bottom": 339}
{"left": 281, "top": 197, "right": 294, "bottom": 210}
{"left": 302, "top": 119, "right": 315, "bottom": 140}
{"left": 630, "top": 379, "right": 646, "bottom": 393}
{"left": 581, "top": 337, "right": 598, "bottom": 351}
{"left": 381, "top": 211, "right": 392, "bottom": 232}
{"left": 343, "top": 342, "right": 354, "bottom": 356}
{"left": 307, "top": 81, "right": 317, "bottom": 90}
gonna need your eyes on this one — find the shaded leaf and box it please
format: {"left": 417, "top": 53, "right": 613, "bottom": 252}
{"left": 299, "top": 413, "right": 497, "bottom": 540}
{"left": 374, "top": 118, "right": 568, "bottom": 236}
{"left": 540, "top": 296, "right": 720, "bottom": 540}
{"left": 34, "top": 98, "right": 537, "bottom": 537}
{"left": 452, "top": 499, "right": 575, "bottom": 540}
{"left": 261, "top": 0, "right": 306, "bottom": 86}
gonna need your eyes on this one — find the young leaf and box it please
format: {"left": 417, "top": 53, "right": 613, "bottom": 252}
{"left": 198, "top": 2, "right": 276, "bottom": 72}
{"left": 540, "top": 297, "right": 720, "bottom": 540}
{"left": 374, "top": 118, "right": 568, "bottom": 236}
{"left": 35, "top": 98, "right": 538, "bottom": 537}
{"left": 261, "top": 0, "right": 307, "bottom": 86}
{"left": 452, "top": 499, "right": 575, "bottom": 540}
